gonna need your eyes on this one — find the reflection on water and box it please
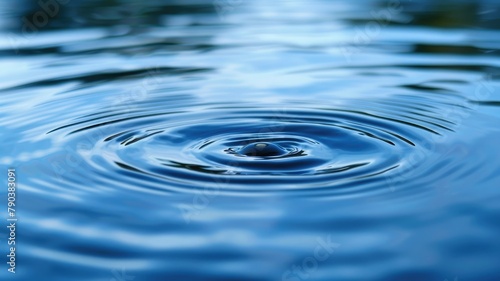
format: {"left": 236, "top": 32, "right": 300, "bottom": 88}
{"left": 1, "top": 0, "right": 500, "bottom": 280}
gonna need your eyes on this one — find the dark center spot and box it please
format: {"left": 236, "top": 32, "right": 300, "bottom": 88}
{"left": 238, "top": 142, "right": 286, "bottom": 157}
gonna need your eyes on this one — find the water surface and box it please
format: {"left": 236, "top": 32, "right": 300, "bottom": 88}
{"left": 1, "top": 0, "right": 500, "bottom": 280}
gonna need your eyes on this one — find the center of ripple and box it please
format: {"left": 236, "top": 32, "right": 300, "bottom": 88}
{"left": 231, "top": 142, "right": 289, "bottom": 157}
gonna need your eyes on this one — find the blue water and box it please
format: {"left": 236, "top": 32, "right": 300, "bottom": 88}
{"left": 1, "top": 0, "right": 500, "bottom": 280}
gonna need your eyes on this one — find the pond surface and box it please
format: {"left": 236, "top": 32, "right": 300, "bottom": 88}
{"left": 1, "top": 0, "right": 500, "bottom": 280}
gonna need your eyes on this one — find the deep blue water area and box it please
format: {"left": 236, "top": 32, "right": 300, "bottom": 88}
{"left": 1, "top": 0, "right": 500, "bottom": 280}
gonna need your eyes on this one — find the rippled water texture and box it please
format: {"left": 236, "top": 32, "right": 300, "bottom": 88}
{"left": 1, "top": 0, "right": 500, "bottom": 280}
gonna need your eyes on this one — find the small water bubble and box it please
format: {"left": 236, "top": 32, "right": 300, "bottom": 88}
{"left": 238, "top": 142, "right": 287, "bottom": 157}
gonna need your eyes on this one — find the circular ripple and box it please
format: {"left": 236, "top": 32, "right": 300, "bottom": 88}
{"left": 46, "top": 99, "right": 451, "bottom": 195}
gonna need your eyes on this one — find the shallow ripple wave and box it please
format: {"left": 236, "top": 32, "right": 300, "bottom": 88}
{"left": 44, "top": 94, "right": 460, "bottom": 195}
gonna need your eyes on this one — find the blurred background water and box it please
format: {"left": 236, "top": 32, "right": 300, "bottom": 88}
{"left": 1, "top": 0, "right": 500, "bottom": 280}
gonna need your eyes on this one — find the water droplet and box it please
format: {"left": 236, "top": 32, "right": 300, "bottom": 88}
{"left": 238, "top": 142, "right": 287, "bottom": 157}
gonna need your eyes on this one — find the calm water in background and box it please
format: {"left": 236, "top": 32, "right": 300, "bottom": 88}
{"left": 1, "top": 0, "right": 500, "bottom": 280}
